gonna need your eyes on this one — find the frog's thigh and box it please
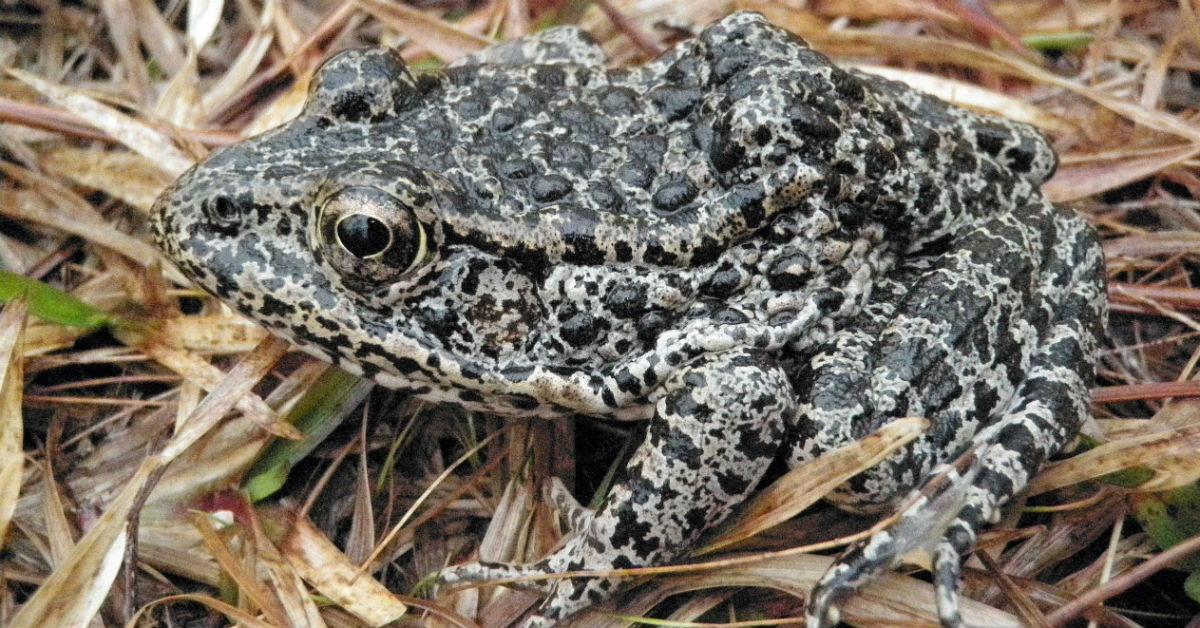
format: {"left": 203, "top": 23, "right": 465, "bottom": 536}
{"left": 785, "top": 203, "right": 1084, "bottom": 503}
{"left": 807, "top": 290, "right": 1100, "bottom": 628}
{"left": 804, "top": 209, "right": 1106, "bottom": 628}
{"left": 444, "top": 347, "right": 795, "bottom": 626}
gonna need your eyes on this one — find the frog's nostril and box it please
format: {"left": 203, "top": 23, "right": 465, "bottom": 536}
{"left": 201, "top": 196, "right": 243, "bottom": 232}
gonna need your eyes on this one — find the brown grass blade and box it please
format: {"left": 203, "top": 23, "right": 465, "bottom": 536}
{"left": 99, "top": 0, "right": 151, "bottom": 102}
{"left": 39, "top": 147, "right": 174, "bottom": 215}
{"left": 1030, "top": 423, "right": 1200, "bottom": 495}
{"left": 186, "top": 0, "right": 224, "bottom": 51}
{"left": 200, "top": 0, "right": 278, "bottom": 116}
{"left": 130, "top": 0, "right": 185, "bottom": 75}
{"left": 160, "top": 335, "right": 292, "bottom": 459}
{"left": 159, "top": 314, "right": 269, "bottom": 355}
{"left": 246, "top": 508, "right": 329, "bottom": 627}
{"left": 130, "top": 337, "right": 301, "bottom": 440}
{"left": 354, "top": 0, "right": 492, "bottom": 61}
{"left": 40, "top": 456, "right": 77, "bottom": 567}
{"left": 0, "top": 299, "right": 26, "bottom": 548}
{"left": 7, "top": 68, "right": 194, "bottom": 176}
{"left": 279, "top": 513, "right": 408, "bottom": 626}
{"left": 1046, "top": 143, "right": 1200, "bottom": 203}
{"left": 700, "top": 417, "right": 928, "bottom": 553}
{"left": 0, "top": 188, "right": 164, "bottom": 270}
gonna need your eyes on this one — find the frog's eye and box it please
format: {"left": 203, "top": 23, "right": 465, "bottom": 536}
{"left": 335, "top": 214, "right": 392, "bottom": 258}
{"left": 317, "top": 186, "right": 429, "bottom": 283}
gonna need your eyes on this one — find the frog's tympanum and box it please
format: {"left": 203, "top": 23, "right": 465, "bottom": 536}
{"left": 153, "top": 12, "right": 1107, "bottom": 627}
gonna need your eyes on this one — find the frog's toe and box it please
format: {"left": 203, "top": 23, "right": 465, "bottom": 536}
{"left": 436, "top": 478, "right": 593, "bottom": 599}
{"left": 933, "top": 534, "right": 965, "bottom": 627}
{"left": 546, "top": 476, "right": 593, "bottom": 534}
{"left": 438, "top": 560, "right": 556, "bottom": 594}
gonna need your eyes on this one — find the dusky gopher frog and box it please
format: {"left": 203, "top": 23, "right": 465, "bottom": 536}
{"left": 152, "top": 11, "right": 1107, "bottom": 627}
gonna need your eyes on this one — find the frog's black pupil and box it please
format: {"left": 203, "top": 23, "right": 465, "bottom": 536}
{"left": 213, "top": 198, "right": 236, "bottom": 218}
{"left": 336, "top": 214, "right": 391, "bottom": 258}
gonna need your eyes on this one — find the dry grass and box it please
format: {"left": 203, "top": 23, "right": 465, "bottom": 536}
{"left": 1, "top": 0, "right": 1199, "bottom": 626}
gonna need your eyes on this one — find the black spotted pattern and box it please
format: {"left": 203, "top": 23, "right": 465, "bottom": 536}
{"left": 151, "top": 12, "right": 1105, "bottom": 628}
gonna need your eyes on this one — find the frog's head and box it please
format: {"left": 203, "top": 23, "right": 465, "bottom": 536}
{"left": 152, "top": 49, "right": 548, "bottom": 392}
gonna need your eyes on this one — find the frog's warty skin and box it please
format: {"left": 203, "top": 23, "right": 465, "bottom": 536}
{"left": 151, "top": 11, "right": 1107, "bottom": 627}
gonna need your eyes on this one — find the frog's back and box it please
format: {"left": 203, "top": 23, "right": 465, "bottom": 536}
{"left": 152, "top": 10, "right": 1068, "bottom": 411}
{"left": 346, "top": 12, "right": 1066, "bottom": 373}
{"left": 384, "top": 12, "right": 1056, "bottom": 270}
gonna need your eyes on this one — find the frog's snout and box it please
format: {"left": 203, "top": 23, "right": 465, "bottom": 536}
{"left": 153, "top": 161, "right": 249, "bottom": 248}
{"left": 149, "top": 176, "right": 186, "bottom": 255}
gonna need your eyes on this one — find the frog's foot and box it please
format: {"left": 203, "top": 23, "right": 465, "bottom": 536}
{"left": 443, "top": 348, "right": 795, "bottom": 626}
{"left": 437, "top": 478, "right": 594, "bottom": 596}
{"left": 805, "top": 291, "right": 1101, "bottom": 628}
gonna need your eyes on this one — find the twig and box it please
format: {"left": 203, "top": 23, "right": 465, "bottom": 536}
{"left": 1091, "top": 380, "right": 1200, "bottom": 403}
{"left": 593, "top": 0, "right": 663, "bottom": 57}
{"left": 1046, "top": 532, "right": 1200, "bottom": 626}
{"left": 1109, "top": 283, "right": 1200, "bottom": 311}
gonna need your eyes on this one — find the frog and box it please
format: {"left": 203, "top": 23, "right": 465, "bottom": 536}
{"left": 150, "top": 11, "right": 1107, "bottom": 628}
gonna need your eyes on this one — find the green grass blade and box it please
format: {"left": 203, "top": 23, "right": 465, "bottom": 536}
{"left": 0, "top": 270, "right": 112, "bottom": 329}
{"left": 1023, "top": 31, "right": 1094, "bottom": 53}
{"left": 244, "top": 368, "right": 372, "bottom": 502}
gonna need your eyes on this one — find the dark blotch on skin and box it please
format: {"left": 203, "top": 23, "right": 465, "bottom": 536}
{"left": 598, "top": 86, "right": 640, "bottom": 114}
{"left": 649, "top": 85, "right": 703, "bottom": 122}
{"left": 702, "top": 266, "right": 744, "bottom": 298}
{"left": 500, "top": 157, "right": 536, "bottom": 180}
{"left": 605, "top": 283, "right": 649, "bottom": 319}
{"left": 531, "top": 174, "right": 573, "bottom": 202}
{"left": 617, "top": 163, "right": 654, "bottom": 190}
{"left": 589, "top": 181, "right": 623, "bottom": 211}
{"left": 560, "top": 311, "right": 601, "bottom": 346}
{"left": 652, "top": 177, "right": 699, "bottom": 212}
{"left": 788, "top": 103, "right": 840, "bottom": 141}
{"left": 636, "top": 311, "right": 671, "bottom": 344}
{"left": 491, "top": 107, "right": 520, "bottom": 133}
{"left": 767, "top": 252, "right": 812, "bottom": 290}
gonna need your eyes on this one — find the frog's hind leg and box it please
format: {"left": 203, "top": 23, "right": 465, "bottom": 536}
{"left": 441, "top": 347, "right": 796, "bottom": 626}
{"left": 790, "top": 206, "right": 1106, "bottom": 627}
{"left": 806, "top": 300, "right": 1099, "bottom": 628}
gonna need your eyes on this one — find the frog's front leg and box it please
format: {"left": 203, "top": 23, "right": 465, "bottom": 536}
{"left": 441, "top": 347, "right": 796, "bottom": 626}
